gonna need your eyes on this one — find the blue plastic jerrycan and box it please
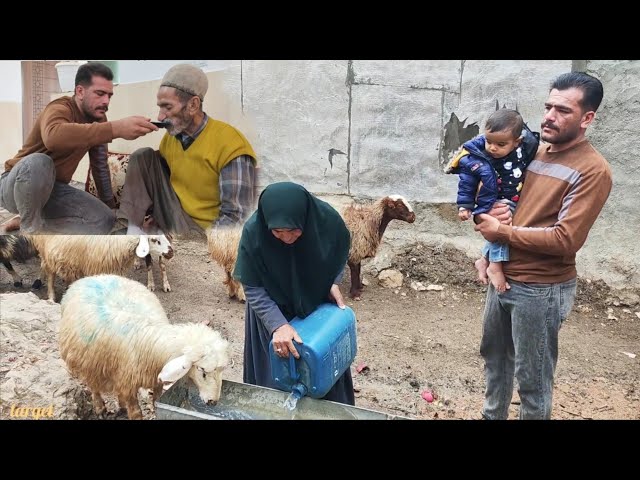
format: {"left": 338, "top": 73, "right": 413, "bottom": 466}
{"left": 269, "top": 303, "right": 357, "bottom": 400}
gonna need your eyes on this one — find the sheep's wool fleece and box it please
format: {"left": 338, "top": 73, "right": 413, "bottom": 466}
{"left": 233, "top": 182, "right": 350, "bottom": 319}
{"left": 60, "top": 274, "right": 168, "bottom": 329}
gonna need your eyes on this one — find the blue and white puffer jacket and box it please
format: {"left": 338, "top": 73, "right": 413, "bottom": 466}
{"left": 444, "top": 126, "right": 539, "bottom": 215}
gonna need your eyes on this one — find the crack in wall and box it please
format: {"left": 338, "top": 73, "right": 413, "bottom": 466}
{"left": 436, "top": 60, "right": 466, "bottom": 168}
{"left": 440, "top": 90, "right": 445, "bottom": 145}
{"left": 459, "top": 60, "right": 465, "bottom": 104}
{"left": 240, "top": 60, "right": 244, "bottom": 113}
{"left": 351, "top": 79, "right": 457, "bottom": 93}
{"left": 346, "top": 60, "right": 354, "bottom": 196}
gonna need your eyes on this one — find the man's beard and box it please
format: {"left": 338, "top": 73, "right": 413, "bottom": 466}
{"left": 82, "top": 99, "right": 107, "bottom": 122}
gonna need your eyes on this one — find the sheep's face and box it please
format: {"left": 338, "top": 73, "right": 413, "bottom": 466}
{"left": 190, "top": 366, "right": 226, "bottom": 404}
{"left": 186, "top": 333, "right": 230, "bottom": 405}
{"left": 147, "top": 235, "right": 174, "bottom": 260}
{"left": 385, "top": 195, "right": 416, "bottom": 224}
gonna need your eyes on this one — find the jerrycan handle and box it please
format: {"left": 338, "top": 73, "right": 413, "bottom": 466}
{"left": 288, "top": 355, "right": 299, "bottom": 381}
{"left": 288, "top": 341, "right": 307, "bottom": 400}
{"left": 288, "top": 341, "right": 300, "bottom": 382}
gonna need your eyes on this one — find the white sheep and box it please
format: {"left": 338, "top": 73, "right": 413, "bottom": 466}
{"left": 341, "top": 195, "right": 416, "bottom": 299}
{"left": 59, "top": 274, "right": 229, "bottom": 420}
{"left": 29, "top": 234, "right": 173, "bottom": 302}
{"left": 206, "top": 226, "right": 245, "bottom": 302}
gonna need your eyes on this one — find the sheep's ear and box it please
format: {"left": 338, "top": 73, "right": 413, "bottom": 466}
{"left": 136, "top": 235, "right": 150, "bottom": 257}
{"left": 157, "top": 355, "right": 193, "bottom": 391}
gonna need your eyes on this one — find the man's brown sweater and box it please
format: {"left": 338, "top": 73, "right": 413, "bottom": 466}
{"left": 4, "top": 96, "right": 114, "bottom": 184}
{"left": 496, "top": 139, "right": 612, "bottom": 284}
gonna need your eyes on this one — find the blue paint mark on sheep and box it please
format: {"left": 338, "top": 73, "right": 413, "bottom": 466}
{"left": 74, "top": 275, "right": 144, "bottom": 344}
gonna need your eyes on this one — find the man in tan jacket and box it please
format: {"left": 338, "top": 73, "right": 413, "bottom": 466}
{"left": 0, "top": 62, "right": 158, "bottom": 234}
{"left": 474, "top": 72, "right": 612, "bottom": 420}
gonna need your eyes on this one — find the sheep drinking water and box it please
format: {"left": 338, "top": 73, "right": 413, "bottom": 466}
{"left": 59, "top": 274, "right": 229, "bottom": 420}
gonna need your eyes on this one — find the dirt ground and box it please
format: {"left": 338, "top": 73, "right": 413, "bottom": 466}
{"left": 2, "top": 234, "right": 638, "bottom": 420}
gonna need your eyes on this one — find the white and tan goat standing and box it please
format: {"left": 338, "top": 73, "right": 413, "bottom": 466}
{"left": 341, "top": 195, "right": 416, "bottom": 299}
{"left": 133, "top": 226, "right": 175, "bottom": 293}
{"left": 59, "top": 274, "right": 229, "bottom": 419}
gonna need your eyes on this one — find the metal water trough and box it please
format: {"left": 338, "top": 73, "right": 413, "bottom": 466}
{"left": 156, "top": 378, "right": 408, "bottom": 420}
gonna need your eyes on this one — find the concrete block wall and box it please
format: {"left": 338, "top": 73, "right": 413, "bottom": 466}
{"left": 246, "top": 60, "right": 573, "bottom": 199}
{"left": 237, "top": 60, "right": 637, "bottom": 288}
{"left": 579, "top": 60, "right": 640, "bottom": 287}
{"left": 244, "top": 60, "right": 351, "bottom": 194}
{"left": 9, "top": 60, "right": 631, "bottom": 287}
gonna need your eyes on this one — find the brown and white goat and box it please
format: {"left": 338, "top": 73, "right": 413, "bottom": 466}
{"left": 341, "top": 195, "right": 415, "bottom": 299}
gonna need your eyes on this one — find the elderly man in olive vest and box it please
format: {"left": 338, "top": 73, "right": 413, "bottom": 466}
{"left": 117, "top": 63, "right": 258, "bottom": 238}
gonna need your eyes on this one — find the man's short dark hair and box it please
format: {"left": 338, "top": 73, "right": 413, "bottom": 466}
{"left": 551, "top": 72, "right": 604, "bottom": 113}
{"left": 75, "top": 62, "right": 114, "bottom": 88}
{"left": 485, "top": 109, "right": 524, "bottom": 139}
